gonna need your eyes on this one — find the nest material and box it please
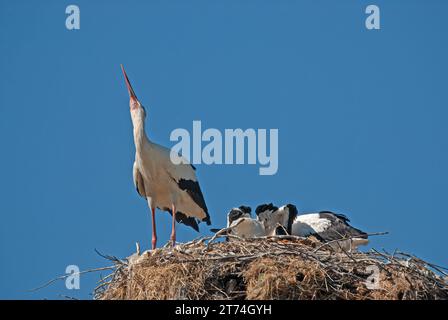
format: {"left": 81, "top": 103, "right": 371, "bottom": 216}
{"left": 95, "top": 236, "right": 448, "bottom": 300}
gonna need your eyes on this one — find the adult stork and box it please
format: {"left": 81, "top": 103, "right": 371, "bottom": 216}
{"left": 121, "top": 65, "right": 211, "bottom": 249}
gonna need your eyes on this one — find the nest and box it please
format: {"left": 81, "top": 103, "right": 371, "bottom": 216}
{"left": 94, "top": 235, "right": 448, "bottom": 300}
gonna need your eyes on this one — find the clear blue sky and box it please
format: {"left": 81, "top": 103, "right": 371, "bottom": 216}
{"left": 1, "top": 0, "right": 447, "bottom": 299}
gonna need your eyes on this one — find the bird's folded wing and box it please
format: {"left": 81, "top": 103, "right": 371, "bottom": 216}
{"left": 133, "top": 161, "right": 146, "bottom": 198}
{"left": 154, "top": 143, "right": 211, "bottom": 225}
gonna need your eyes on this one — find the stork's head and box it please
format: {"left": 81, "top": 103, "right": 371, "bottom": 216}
{"left": 255, "top": 203, "right": 298, "bottom": 235}
{"left": 121, "top": 65, "right": 147, "bottom": 123}
{"left": 227, "top": 206, "right": 251, "bottom": 227}
{"left": 268, "top": 204, "right": 297, "bottom": 231}
{"left": 263, "top": 203, "right": 298, "bottom": 235}
{"left": 255, "top": 203, "right": 278, "bottom": 227}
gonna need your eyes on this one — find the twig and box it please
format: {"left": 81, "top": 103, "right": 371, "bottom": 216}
{"left": 313, "top": 231, "right": 389, "bottom": 253}
{"left": 28, "top": 266, "right": 115, "bottom": 292}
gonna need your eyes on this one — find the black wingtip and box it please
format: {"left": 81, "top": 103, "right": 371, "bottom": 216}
{"left": 188, "top": 219, "right": 200, "bottom": 232}
{"left": 319, "top": 211, "right": 350, "bottom": 223}
{"left": 202, "top": 216, "right": 212, "bottom": 225}
{"left": 177, "top": 178, "right": 211, "bottom": 225}
{"left": 167, "top": 208, "right": 200, "bottom": 232}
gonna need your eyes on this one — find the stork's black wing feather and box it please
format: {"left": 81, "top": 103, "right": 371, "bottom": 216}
{"left": 162, "top": 207, "right": 200, "bottom": 232}
{"left": 319, "top": 211, "right": 350, "bottom": 223}
{"left": 316, "top": 212, "right": 368, "bottom": 242}
{"left": 175, "top": 211, "right": 200, "bottom": 232}
{"left": 317, "top": 225, "right": 368, "bottom": 242}
{"left": 177, "top": 179, "right": 211, "bottom": 225}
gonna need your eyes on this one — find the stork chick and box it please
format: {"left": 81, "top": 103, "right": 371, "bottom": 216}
{"left": 255, "top": 203, "right": 279, "bottom": 236}
{"left": 211, "top": 206, "right": 265, "bottom": 239}
{"left": 271, "top": 204, "right": 369, "bottom": 251}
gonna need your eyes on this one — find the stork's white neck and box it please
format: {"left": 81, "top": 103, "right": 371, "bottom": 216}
{"left": 132, "top": 114, "right": 150, "bottom": 152}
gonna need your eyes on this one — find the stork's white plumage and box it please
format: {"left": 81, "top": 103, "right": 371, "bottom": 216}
{"left": 227, "top": 206, "right": 265, "bottom": 239}
{"left": 121, "top": 65, "right": 211, "bottom": 249}
{"left": 291, "top": 210, "right": 369, "bottom": 250}
{"left": 257, "top": 203, "right": 369, "bottom": 251}
{"left": 255, "top": 203, "right": 279, "bottom": 236}
{"left": 211, "top": 206, "right": 265, "bottom": 239}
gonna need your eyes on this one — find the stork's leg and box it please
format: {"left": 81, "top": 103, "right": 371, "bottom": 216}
{"left": 151, "top": 207, "right": 157, "bottom": 250}
{"left": 170, "top": 204, "right": 176, "bottom": 247}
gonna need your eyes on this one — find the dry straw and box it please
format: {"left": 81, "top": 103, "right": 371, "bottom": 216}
{"left": 94, "top": 234, "right": 448, "bottom": 300}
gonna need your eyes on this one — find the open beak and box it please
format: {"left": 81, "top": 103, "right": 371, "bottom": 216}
{"left": 120, "top": 64, "right": 138, "bottom": 101}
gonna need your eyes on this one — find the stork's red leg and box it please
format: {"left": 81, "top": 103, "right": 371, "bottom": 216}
{"left": 170, "top": 204, "right": 176, "bottom": 247}
{"left": 151, "top": 207, "right": 157, "bottom": 250}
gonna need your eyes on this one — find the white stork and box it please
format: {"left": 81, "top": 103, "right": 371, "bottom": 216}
{"left": 121, "top": 65, "right": 211, "bottom": 249}
{"left": 255, "top": 203, "right": 279, "bottom": 236}
{"left": 291, "top": 209, "right": 369, "bottom": 250}
{"left": 211, "top": 206, "right": 265, "bottom": 239}
{"left": 258, "top": 203, "right": 369, "bottom": 250}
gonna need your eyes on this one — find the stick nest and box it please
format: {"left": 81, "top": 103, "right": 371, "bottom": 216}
{"left": 94, "top": 236, "right": 448, "bottom": 300}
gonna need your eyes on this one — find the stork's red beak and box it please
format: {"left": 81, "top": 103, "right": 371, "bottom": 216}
{"left": 121, "top": 64, "right": 138, "bottom": 102}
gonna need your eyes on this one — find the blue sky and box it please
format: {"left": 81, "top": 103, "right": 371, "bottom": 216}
{"left": 0, "top": 0, "right": 447, "bottom": 299}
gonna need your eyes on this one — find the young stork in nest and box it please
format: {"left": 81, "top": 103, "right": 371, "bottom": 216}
{"left": 255, "top": 203, "right": 279, "bottom": 236}
{"left": 211, "top": 206, "right": 265, "bottom": 239}
{"left": 257, "top": 203, "right": 369, "bottom": 251}
{"left": 121, "top": 65, "right": 211, "bottom": 249}
{"left": 291, "top": 209, "right": 369, "bottom": 251}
